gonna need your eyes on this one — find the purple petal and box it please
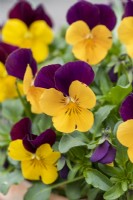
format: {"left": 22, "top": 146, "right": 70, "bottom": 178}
{"left": 123, "top": 1, "right": 133, "bottom": 18}
{"left": 90, "top": 140, "right": 110, "bottom": 162}
{"left": 34, "top": 64, "right": 61, "bottom": 88}
{"left": 23, "top": 134, "right": 37, "bottom": 153}
{"left": 59, "top": 164, "right": 69, "bottom": 179}
{"left": 108, "top": 66, "right": 118, "bottom": 83}
{"left": 120, "top": 93, "right": 133, "bottom": 121}
{"left": 66, "top": 1, "right": 99, "bottom": 29}
{"left": 5, "top": 48, "right": 37, "bottom": 80}
{"left": 55, "top": 61, "right": 95, "bottom": 95}
{"left": 99, "top": 145, "right": 116, "bottom": 164}
{"left": 34, "top": 4, "right": 53, "bottom": 27}
{"left": 10, "top": 117, "right": 32, "bottom": 140}
{"left": 32, "top": 129, "right": 56, "bottom": 148}
{"left": 8, "top": 0, "right": 34, "bottom": 27}
{"left": 0, "top": 42, "right": 18, "bottom": 64}
{"left": 96, "top": 4, "right": 117, "bottom": 30}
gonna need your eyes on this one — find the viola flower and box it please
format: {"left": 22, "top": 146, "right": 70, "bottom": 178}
{"left": 117, "top": 93, "right": 133, "bottom": 162}
{"left": 0, "top": 42, "right": 23, "bottom": 102}
{"left": 90, "top": 140, "right": 116, "bottom": 164}
{"left": 8, "top": 117, "right": 61, "bottom": 184}
{"left": 65, "top": 1, "right": 116, "bottom": 65}
{"left": 5, "top": 48, "right": 44, "bottom": 113}
{"left": 2, "top": 1, "right": 53, "bottom": 63}
{"left": 34, "top": 61, "right": 96, "bottom": 133}
{"left": 118, "top": 1, "right": 133, "bottom": 58}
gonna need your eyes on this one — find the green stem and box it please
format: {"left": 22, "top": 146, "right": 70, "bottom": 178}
{"left": 51, "top": 176, "right": 84, "bottom": 190}
{"left": 15, "top": 80, "right": 32, "bottom": 119}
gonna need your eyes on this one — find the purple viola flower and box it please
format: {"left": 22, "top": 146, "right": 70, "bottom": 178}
{"left": 34, "top": 61, "right": 95, "bottom": 96}
{"left": 120, "top": 93, "right": 133, "bottom": 121}
{"left": 5, "top": 48, "right": 37, "bottom": 80}
{"left": 0, "top": 42, "right": 18, "bottom": 64}
{"left": 8, "top": 0, "right": 53, "bottom": 27}
{"left": 90, "top": 140, "right": 116, "bottom": 164}
{"left": 66, "top": 0, "right": 117, "bottom": 30}
{"left": 10, "top": 117, "right": 56, "bottom": 153}
{"left": 108, "top": 66, "right": 118, "bottom": 83}
{"left": 59, "top": 163, "right": 69, "bottom": 179}
{"left": 122, "top": 0, "right": 133, "bottom": 18}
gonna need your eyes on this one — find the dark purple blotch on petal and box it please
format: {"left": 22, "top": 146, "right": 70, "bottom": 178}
{"left": 108, "top": 66, "right": 118, "bottom": 83}
{"left": 90, "top": 140, "right": 116, "bottom": 164}
{"left": 0, "top": 42, "right": 18, "bottom": 64}
{"left": 66, "top": 1, "right": 99, "bottom": 29}
{"left": 10, "top": 117, "right": 32, "bottom": 140}
{"left": 5, "top": 48, "right": 37, "bottom": 80}
{"left": 96, "top": 4, "right": 117, "bottom": 30}
{"left": 120, "top": 93, "right": 133, "bottom": 121}
{"left": 34, "top": 64, "right": 61, "bottom": 89}
{"left": 55, "top": 61, "right": 95, "bottom": 96}
{"left": 123, "top": 0, "right": 133, "bottom": 18}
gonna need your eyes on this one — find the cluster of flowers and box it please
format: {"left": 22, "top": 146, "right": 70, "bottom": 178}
{"left": 0, "top": 0, "right": 133, "bottom": 199}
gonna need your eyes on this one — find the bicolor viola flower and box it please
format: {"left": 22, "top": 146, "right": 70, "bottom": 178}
{"left": 2, "top": 0, "right": 53, "bottom": 63}
{"left": 65, "top": 0, "right": 116, "bottom": 65}
{"left": 117, "top": 93, "right": 133, "bottom": 162}
{"left": 0, "top": 42, "right": 23, "bottom": 102}
{"left": 5, "top": 48, "right": 44, "bottom": 113}
{"left": 8, "top": 117, "right": 61, "bottom": 184}
{"left": 33, "top": 61, "right": 96, "bottom": 133}
{"left": 90, "top": 140, "right": 116, "bottom": 164}
{"left": 118, "top": 1, "right": 133, "bottom": 58}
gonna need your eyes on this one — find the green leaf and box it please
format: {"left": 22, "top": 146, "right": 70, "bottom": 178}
{"left": 84, "top": 169, "right": 112, "bottom": 191}
{"left": 105, "top": 84, "right": 132, "bottom": 105}
{"left": 65, "top": 180, "right": 82, "bottom": 200}
{"left": 59, "top": 134, "right": 86, "bottom": 153}
{"left": 2, "top": 99, "right": 24, "bottom": 122}
{"left": 104, "top": 183, "right": 125, "bottom": 200}
{"left": 0, "top": 170, "right": 24, "bottom": 194}
{"left": 115, "top": 142, "right": 128, "bottom": 167}
{"left": 87, "top": 188, "right": 100, "bottom": 200}
{"left": 91, "top": 105, "right": 116, "bottom": 133}
{"left": 98, "top": 164, "right": 123, "bottom": 177}
{"left": 24, "top": 183, "right": 51, "bottom": 200}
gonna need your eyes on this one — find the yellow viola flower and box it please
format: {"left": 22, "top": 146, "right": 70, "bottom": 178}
{"left": 66, "top": 21, "right": 112, "bottom": 65}
{"left": 118, "top": 17, "right": 133, "bottom": 58}
{"left": 2, "top": 19, "right": 53, "bottom": 63}
{"left": 8, "top": 140, "right": 60, "bottom": 184}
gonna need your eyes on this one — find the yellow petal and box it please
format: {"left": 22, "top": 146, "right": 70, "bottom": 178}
{"left": 27, "top": 86, "right": 45, "bottom": 114}
{"left": 44, "top": 152, "right": 61, "bottom": 165}
{"left": 66, "top": 20, "right": 90, "bottom": 45}
{"left": 8, "top": 140, "right": 32, "bottom": 161}
{"left": 53, "top": 108, "right": 94, "bottom": 133}
{"left": 128, "top": 146, "right": 133, "bottom": 163}
{"left": 21, "top": 159, "right": 41, "bottom": 180}
{"left": 40, "top": 88, "right": 66, "bottom": 116}
{"left": 31, "top": 41, "right": 49, "bottom": 63}
{"left": 30, "top": 20, "right": 53, "bottom": 44}
{"left": 36, "top": 144, "right": 53, "bottom": 159}
{"left": 23, "top": 65, "right": 33, "bottom": 95}
{"left": 0, "top": 62, "right": 7, "bottom": 78}
{"left": 69, "top": 80, "right": 96, "bottom": 109}
{"left": 2, "top": 19, "right": 27, "bottom": 46}
{"left": 117, "top": 119, "right": 133, "bottom": 147}
{"left": 126, "top": 44, "right": 133, "bottom": 58}
{"left": 118, "top": 17, "right": 133, "bottom": 45}
{"left": 41, "top": 165, "right": 58, "bottom": 184}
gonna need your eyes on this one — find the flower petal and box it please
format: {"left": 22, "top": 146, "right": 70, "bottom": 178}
{"left": 40, "top": 88, "right": 66, "bottom": 116}
{"left": 2, "top": 19, "right": 27, "bottom": 46}
{"left": 36, "top": 143, "right": 53, "bottom": 158}
{"left": 99, "top": 145, "right": 116, "bottom": 164}
{"left": 120, "top": 93, "right": 133, "bottom": 121}
{"left": 44, "top": 151, "right": 61, "bottom": 165}
{"left": 34, "top": 64, "right": 61, "bottom": 88}
{"left": 53, "top": 108, "right": 94, "bottom": 133}
{"left": 23, "top": 65, "right": 33, "bottom": 95}
{"left": 96, "top": 4, "right": 117, "bottom": 30}
{"left": 10, "top": 117, "right": 32, "bottom": 140}
{"left": 26, "top": 86, "right": 45, "bottom": 114}
{"left": 55, "top": 61, "right": 94, "bottom": 95}
{"left": 128, "top": 146, "right": 133, "bottom": 163}
{"left": 122, "top": 1, "right": 133, "bottom": 18}
{"left": 69, "top": 80, "right": 96, "bottom": 109}
{"left": 32, "top": 129, "right": 56, "bottom": 147}
{"left": 117, "top": 119, "right": 133, "bottom": 147}
{"left": 41, "top": 165, "right": 58, "bottom": 184}
{"left": 66, "top": 1, "right": 99, "bottom": 29}
{"left": 90, "top": 140, "right": 110, "bottom": 162}
{"left": 8, "top": 140, "right": 32, "bottom": 161}
{"left": 5, "top": 48, "right": 37, "bottom": 80}
{"left": 66, "top": 20, "right": 90, "bottom": 45}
